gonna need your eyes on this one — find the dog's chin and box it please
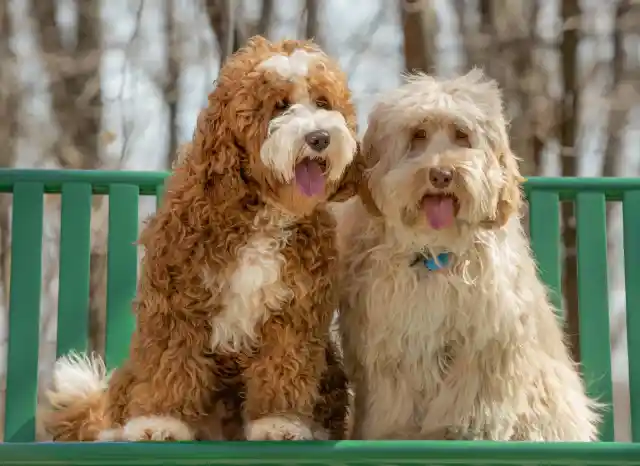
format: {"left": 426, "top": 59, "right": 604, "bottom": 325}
{"left": 400, "top": 192, "right": 460, "bottom": 231}
{"left": 268, "top": 157, "right": 329, "bottom": 217}
{"left": 389, "top": 192, "right": 474, "bottom": 250}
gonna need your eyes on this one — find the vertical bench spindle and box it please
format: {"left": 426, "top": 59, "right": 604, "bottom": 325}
{"left": 576, "top": 192, "right": 614, "bottom": 441}
{"left": 105, "top": 185, "right": 139, "bottom": 369}
{"left": 623, "top": 190, "right": 640, "bottom": 442}
{"left": 529, "top": 190, "right": 563, "bottom": 314}
{"left": 4, "top": 183, "right": 44, "bottom": 442}
{"left": 56, "top": 183, "right": 93, "bottom": 357}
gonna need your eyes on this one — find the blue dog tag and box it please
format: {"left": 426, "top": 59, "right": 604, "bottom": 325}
{"left": 423, "top": 252, "right": 450, "bottom": 271}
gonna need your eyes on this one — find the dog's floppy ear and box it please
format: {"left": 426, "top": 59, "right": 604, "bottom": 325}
{"left": 461, "top": 71, "right": 524, "bottom": 229}
{"left": 329, "top": 142, "right": 365, "bottom": 203}
{"left": 357, "top": 121, "right": 384, "bottom": 217}
{"left": 482, "top": 136, "right": 525, "bottom": 229}
{"left": 139, "top": 92, "right": 248, "bottom": 268}
{"left": 183, "top": 87, "right": 248, "bottom": 205}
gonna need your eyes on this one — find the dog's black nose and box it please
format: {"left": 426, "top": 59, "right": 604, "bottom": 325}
{"left": 305, "top": 130, "right": 331, "bottom": 152}
{"left": 429, "top": 167, "right": 453, "bottom": 189}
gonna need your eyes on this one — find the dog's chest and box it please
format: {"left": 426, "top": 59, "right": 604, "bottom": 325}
{"left": 208, "top": 211, "right": 335, "bottom": 354}
{"left": 357, "top": 258, "right": 460, "bottom": 372}
{"left": 209, "top": 225, "right": 293, "bottom": 353}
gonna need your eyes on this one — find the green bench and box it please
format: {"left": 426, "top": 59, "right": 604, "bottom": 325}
{"left": 0, "top": 168, "right": 638, "bottom": 465}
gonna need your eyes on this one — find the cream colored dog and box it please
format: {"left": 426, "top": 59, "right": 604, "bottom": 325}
{"left": 337, "top": 70, "right": 600, "bottom": 441}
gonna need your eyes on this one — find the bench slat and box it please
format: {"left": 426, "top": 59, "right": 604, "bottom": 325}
{"left": 528, "top": 190, "right": 563, "bottom": 314}
{"left": 623, "top": 190, "right": 640, "bottom": 442}
{"left": 56, "top": 183, "right": 92, "bottom": 357}
{"left": 4, "top": 183, "right": 44, "bottom": 442}
{"left": 105, "top": 185, "right": 139, "bottom": 369}
{"left": 576, "top": 192, "right": 614, "bottom": 441}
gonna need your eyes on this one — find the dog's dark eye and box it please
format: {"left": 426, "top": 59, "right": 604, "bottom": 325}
{"left": 413, "top": 129, "right": 428, "bottom": 140}
{"left": 275, "top": 99, "right": 290, "bottom": 111}
{"left": 315, "top": 97, "right": 331, "bottom": 110}
{"left": 455, "top": 128, "right": 470, "bottom": 147}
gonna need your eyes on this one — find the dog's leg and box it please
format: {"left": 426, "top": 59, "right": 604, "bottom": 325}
{"left": 419, "top": 347, "right": 599, "bottom": 441}
{"left": 100, "top": 323, "right": 215, "bottom": 442}
{"left": 417, "top": 350, "right": 517, "bottom": 441}
{"left": 242, "top": 323, "right": 327, "bottom": 441}
{"left": 312, "top": 344, "right": 350, "bottom": 440}
{"left": 350, "top": 369, "right": 417, "bottom": 440}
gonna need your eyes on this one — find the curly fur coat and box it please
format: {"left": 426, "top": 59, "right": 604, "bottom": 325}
{"left": 41, "top": 35, "right": 362, "bottom": 442}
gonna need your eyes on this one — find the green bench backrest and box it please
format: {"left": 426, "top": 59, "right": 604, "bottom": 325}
{"left": 0, "top": 170, "right": 638, "bottom": 444}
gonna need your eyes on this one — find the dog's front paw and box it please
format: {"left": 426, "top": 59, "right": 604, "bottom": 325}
{"left": 96, "top": 428, "right": 123, "bottom": 442}
{"left": 119, "top": 415, "right": 194, "bottom": 441}
{"left": 245, "top": 415, "right": 315, "bottom": 441}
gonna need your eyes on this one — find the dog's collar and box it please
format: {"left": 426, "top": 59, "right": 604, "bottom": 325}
{"left": 410, "top": 251, "right": 451, "bottom": 271}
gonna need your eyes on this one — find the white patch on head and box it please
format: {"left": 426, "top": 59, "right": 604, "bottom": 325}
{"left": 258, "top": 49, "right": 355, "bottom": 197}
{"left": 209, "top": 210, "right": 294, "bottom": 353}
{"left": 258, "top": 49, "right": 324, "bottom": 80}
{"left": 261, "top": 104, "right": 356, "bottom": 183}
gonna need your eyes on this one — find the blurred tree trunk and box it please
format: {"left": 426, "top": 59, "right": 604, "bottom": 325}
{"left": 399, "top": 0, "right": 437, "bottom": 73}
{"left": 559, "top": 0, "right": 582, "bottom": 364}
{"left": 602, "top": 0, "right": 631, "bottom": 178}
{"left": 165, "top": 0, "right": 180, "bottom": 168}
{"left": 206, "top": 0, "right": 274, "bottom": 67}
{"left": 33, "top": 0, "right": 103, "bottom": 169}
{"left": 603, "top": 3, "right": 635, "bottom": 340}
{"left": 478, "top": 0, "right": 494, "bottom": 74}
{"left": 305, "top": 0, "right": 321, "bottom": 44}
{"left": 456, "top": 0, "right": 494, "bottom": 71}
{"left": 206, "top": 0, "right": 241, "bottom": 66}
{"left": 257, "top": 0, "right": 274, "bottom": 39}
{"left": 455, "top": 0, "right": 545, "bottom": 176}
{"left": 0, "top": 0, "right": 18, "bottom": 312}
{"left": 1, "top": 0, "right": 18, "bottom": 438}
{"left": 0, "top": 0, "right": 17, "bottom": 169}
{"left": 33, "top": 0, "right": 106, "bottom": 355}
{"left": 454, "top": 0, "right": 481, "bottom": 70}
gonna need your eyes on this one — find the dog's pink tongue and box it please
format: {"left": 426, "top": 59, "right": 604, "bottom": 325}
{"left": 294, "top": 159, "right": 325, "bottom": 197}
{"left": 422, "top": 195, "right": 455, "bottom": 230}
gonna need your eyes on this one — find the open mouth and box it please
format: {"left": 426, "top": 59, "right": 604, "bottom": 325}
{"left": 420, "top": 192, "right": 460, "bottom": 230}
{"left": 294, "top": 157, "right": 327, "bottom": 197}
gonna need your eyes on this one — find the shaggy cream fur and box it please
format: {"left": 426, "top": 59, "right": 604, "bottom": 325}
{"left": 337, "top": 70, "right": 600, "bottom": 441}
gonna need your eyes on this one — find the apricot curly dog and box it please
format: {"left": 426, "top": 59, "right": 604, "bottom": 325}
{"left": 41, "top": 36, "right": 361, "bottom": 442}
{"left": 337, "top": 70, "right": 600, "bottom": 441}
